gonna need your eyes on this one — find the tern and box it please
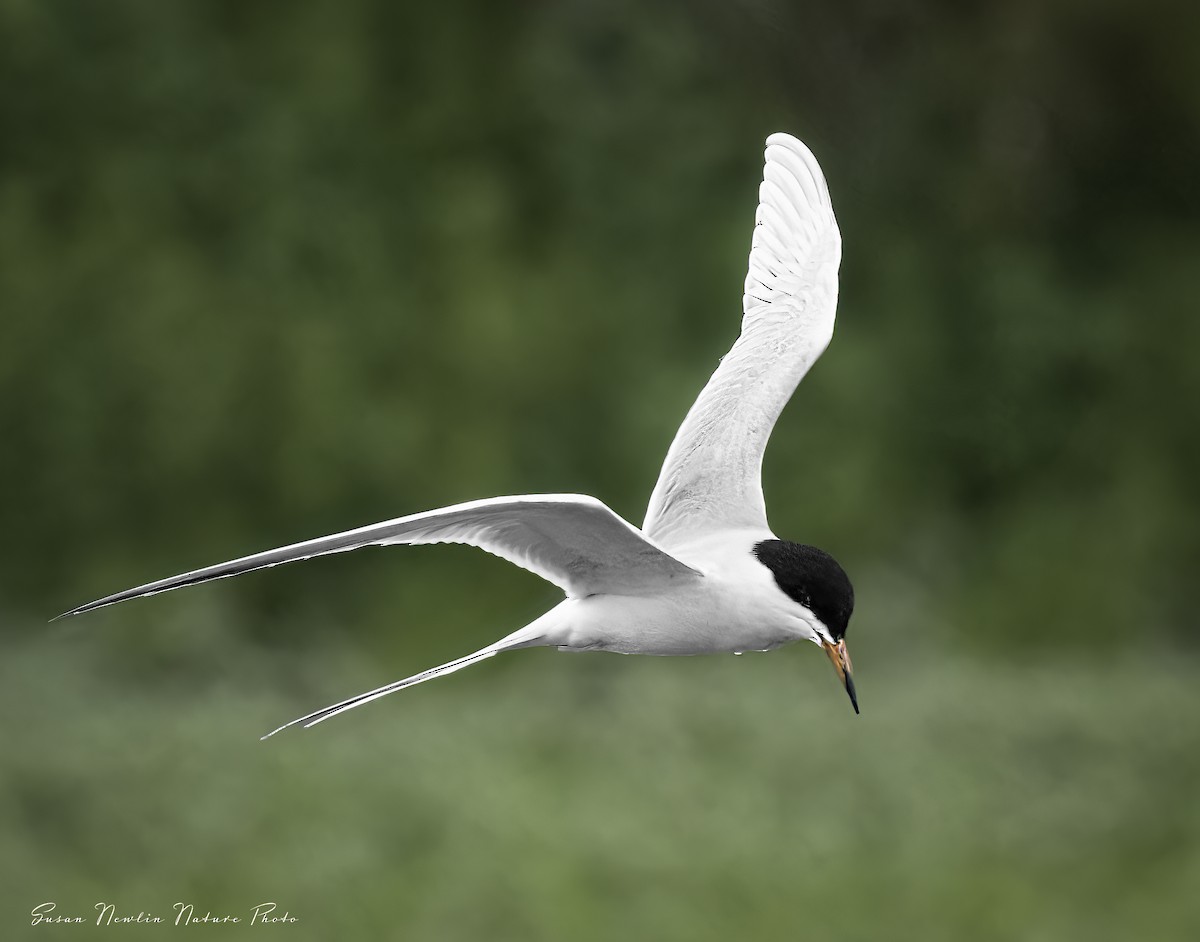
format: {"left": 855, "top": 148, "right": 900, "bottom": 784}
{"left": 58, "top": 132, "right": 857, "bottom": 737}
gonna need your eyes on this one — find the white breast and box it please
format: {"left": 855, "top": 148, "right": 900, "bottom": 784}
{"left": 544, "top": 530, "right": 817, "bottom": 656}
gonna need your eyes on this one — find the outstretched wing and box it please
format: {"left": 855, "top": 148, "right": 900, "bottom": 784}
{"left": 642, "top": 133, "right": 842, "bottom": 547}
{"left": 56, "top": 494, "right": 700, "bottom": 618}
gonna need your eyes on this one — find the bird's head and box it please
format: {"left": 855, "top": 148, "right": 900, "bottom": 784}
{"left": 753, "top": 540, "right": 857, "bottom": 713}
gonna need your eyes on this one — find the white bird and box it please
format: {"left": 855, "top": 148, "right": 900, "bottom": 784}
{"left": 57, "top": 132, "right": 857, "bottom": 737}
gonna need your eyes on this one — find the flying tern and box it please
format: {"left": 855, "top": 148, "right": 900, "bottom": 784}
{"left": 58, "top": 132, "right": 857, "bottom": 737}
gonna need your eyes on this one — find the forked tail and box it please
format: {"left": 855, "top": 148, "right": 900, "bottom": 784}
{"left": 260, "top": 614, "right": 558, "bottom": 739}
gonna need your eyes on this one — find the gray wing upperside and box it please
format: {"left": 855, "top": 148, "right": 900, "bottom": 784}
{"left": 55, "top": 493, "right": 701, "bottom": 619}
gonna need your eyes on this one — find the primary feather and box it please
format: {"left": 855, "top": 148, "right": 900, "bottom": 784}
{"left": 642, "top": 133, "right": 841, "bottom": 547}
{"left": 55, "top": 494, "right": 699, "bottom": 619}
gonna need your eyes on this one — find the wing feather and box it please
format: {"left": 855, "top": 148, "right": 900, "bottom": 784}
{"left": 643, "top": 133, "right": 841, "bottom": 546}
{"left": 56, "top": 494, "right": 700, "bottom": 618}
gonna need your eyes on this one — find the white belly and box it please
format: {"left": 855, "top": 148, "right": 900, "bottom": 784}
{"left": 541, "top": 531, "right": 814, "bottom": 656}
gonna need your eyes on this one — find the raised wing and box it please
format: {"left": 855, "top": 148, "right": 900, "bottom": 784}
{"left": 642, "top": 133, "right": 842, "bottom": 547}
{"left": 56, "top": 494, "right": 700, "bottom": 619}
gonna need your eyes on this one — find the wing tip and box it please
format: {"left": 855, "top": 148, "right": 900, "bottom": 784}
{"left": 764, "top": 131, "right": 817, "bottom": 160}
{"left": 50, "top": 601, "right": 99, "bottom": 622}
{"left": 49, "top": 587, "right": 160, "bottom": 623}
{"left": 763, "top": 131, "right": 832, "bottom": 207}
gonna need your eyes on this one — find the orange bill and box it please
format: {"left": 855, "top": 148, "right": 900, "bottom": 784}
{"left": 822, "top": 638, "right": 858, "bottom": 714}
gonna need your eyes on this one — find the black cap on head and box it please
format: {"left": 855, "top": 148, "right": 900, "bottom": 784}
{"left": 753, "top": 540, "right": 854, "bottom": 639}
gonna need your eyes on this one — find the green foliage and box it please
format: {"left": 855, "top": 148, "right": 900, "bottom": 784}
{"left": 4, "top": 632, "right": 1199, "bottom": 940}
{"left": 2, "top": 0, "right": 1197, "bottom": 649}
{"left": 2, "top": 1, "right": 1197, "bottom": 937}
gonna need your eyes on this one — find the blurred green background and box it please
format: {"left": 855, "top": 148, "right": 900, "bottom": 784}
{"left": 3, "top": 1, "right": 1198, "bottom": 938}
